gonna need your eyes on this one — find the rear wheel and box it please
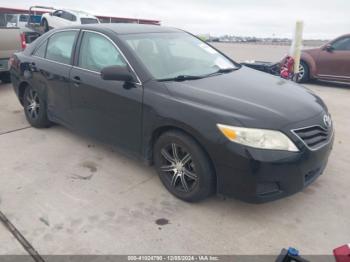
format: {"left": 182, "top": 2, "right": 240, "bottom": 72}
{"left": 296, "top": 61, "right": 309, "bottom": 83}
{"left": 23, "top": 85, "right": 51, "bottom": 128}
{"left": 154, "top": 130, "right": 215, "bottom": 202}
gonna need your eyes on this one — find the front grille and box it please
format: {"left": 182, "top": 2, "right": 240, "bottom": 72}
{"left": 292, "top": 125, "right": 332, "bottom": 150}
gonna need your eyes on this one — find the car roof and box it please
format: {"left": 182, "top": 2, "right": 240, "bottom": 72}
{"left": 64, "top": 9, "right": 97, "bottom": 17}
{"left": 65, "top": 23, "right": 182, "bottom": 35}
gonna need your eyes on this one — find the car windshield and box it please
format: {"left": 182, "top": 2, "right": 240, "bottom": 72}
{"left": 120, "top": 32, "right": 239, "bottom": 80}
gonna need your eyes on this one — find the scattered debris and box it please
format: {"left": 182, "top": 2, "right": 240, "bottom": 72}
{"left": 155, "top": 218, "right": 170, "bottom": 226}
{"left": 39, "top": 217, "right": 50, "bottom": 227}
{"left": 70, "top": 174, "right": 93, "bottom": 180}
{"left": 81, "top": 161, "right": 98, "bottom": 173}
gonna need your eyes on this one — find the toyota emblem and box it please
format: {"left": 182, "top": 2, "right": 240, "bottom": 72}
{"left": 323, "top": 114, "right": 332, "bottom": 129}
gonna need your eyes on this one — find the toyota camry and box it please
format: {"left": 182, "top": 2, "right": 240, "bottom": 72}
{"left": 9, "top": 24, "right": 334, "bottom": 203}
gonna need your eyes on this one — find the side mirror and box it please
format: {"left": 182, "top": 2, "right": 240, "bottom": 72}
{"left": 101, "top": 65, "right": 134, "bottom": 82}
{"left": 324, "top": 44, "right": 334, "bottom": 52}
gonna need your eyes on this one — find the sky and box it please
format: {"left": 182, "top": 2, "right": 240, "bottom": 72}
{"left": 1, "top": 0, "right": 349, "bottom": 39}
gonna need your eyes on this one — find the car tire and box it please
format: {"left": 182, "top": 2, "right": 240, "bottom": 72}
{"left": 23, "top": 85, "right": 52, "bottom": 128}
{"left": 297, "top": 61, "right": 309, "bottom": 83}
{"left": 154, "top": 130, "right": 215, "bottom": 202}
{"left": 41, "top": 19, "right": 49, "bottom": 32}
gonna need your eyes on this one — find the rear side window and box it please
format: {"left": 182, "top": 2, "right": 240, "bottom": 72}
{"left": 46, "top": 31, "right": 77, "bottom": 64}
{"left": 333, "top": 37, "right": 350, "bottom": 51}
{"left": 78, "top": 31, "right": 126, "bottom": 72}
{"left": 34, "top": 40, "right": 47, "bottom": 58}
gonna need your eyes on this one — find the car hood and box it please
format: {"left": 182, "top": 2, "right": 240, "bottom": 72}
{"left": 164, "top": 66, "right": 327, "bottom": 129}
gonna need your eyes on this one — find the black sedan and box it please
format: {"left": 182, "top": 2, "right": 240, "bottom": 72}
{"left": 9, "top": 24, "right": 334, "bottom": 203}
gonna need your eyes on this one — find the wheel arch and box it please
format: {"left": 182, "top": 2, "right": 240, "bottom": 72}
{"left": 41, "top": 16, "right": 48, "bottom": 24}
{"left": 147, "top": 124, "right": 217, "bottom": 191}
{"left": 300, "top": 52, "right": 316, "bottom": 79}
{"left": 18, "top": 81, "right": 30, "bottom": 106}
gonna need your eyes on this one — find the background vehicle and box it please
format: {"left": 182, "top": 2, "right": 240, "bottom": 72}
{"left": 41, "top": 9, "right": 100, "bottom": 32}
{"left": 290, "top": 34, "right": 350, "bottom": 83}
{"left": 0, "top": 27, "right": 40, "bottom": 83}
{"left": 5, "top": 14, "right": 29, "bottom": 28}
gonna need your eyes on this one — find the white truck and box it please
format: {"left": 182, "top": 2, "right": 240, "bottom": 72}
{"left": 5, "top": 14, "right": 30, "bottom": 28}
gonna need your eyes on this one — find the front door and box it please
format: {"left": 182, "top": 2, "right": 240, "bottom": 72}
{"left": 69, "top": 31, "right": 143, "bottom": 155}
{"left": 316, "top": 36, "right": 350, "bottom": 81}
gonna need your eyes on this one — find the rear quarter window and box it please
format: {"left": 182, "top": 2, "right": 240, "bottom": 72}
{"left": 33, "top": 39, "right": 48, "bottom": 58}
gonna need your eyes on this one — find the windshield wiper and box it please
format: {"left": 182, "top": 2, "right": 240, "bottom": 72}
{"left": 158, "top": 75, "right": 204, "bottom": 82}
{"left": 158, "top": 67, "right": 240, "bottom": 82}
{"left": 204, "top": 67, "right": 238, "bottom": 78}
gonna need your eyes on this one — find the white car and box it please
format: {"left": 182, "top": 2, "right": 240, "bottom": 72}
{"left": 41, "top": 9, "right": 100, "bottom": 32}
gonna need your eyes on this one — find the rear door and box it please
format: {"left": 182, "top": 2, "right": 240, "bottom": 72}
{"left": 31, "top": 30, "right": 78, "bottom": 122}
{"left": 69, "top": 30, "right": 143, "bottom": 155}
{"left": 316, "top": 36, "right": 350, "bottom": 81}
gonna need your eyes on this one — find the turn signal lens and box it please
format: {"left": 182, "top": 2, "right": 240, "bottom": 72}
{"left": 218, "top": 126, "right": 237, "bottom": 140}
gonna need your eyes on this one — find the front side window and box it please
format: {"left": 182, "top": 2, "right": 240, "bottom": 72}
{"left": 121, "top": 32, "right": 238, "bottom": 80}
{"left": 53, "top": 10, "right": 63, "bottom": 17}
{"left": 78, "top": 31, "right": 126, "bottom": 72}
{"left": 46, "top": 31, "right": 77, "bottom": 64}
{"left": 332, "top": 37, "right": 350, "bottom": 51}
{"left": 61, "top": 11, "right": 76, "bottom": 21}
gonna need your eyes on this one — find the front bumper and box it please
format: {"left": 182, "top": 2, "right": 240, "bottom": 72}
{"left": 213, "top": 131, "right": 334, "bottom": 203}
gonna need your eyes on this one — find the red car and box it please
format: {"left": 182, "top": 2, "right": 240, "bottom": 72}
{"left": 296, "top": 34, "right": 350, "bottom": 83}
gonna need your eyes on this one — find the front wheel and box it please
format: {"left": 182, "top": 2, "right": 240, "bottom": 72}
{"left": 154, "top": 131, "right": 215, "bottom": 202}
{"left": 296, "top": 61, "right": 309, "bottom": 83}
{"left": 23, "top": 85, "right": 51, "bottom": 128}
{"left": 41, "top": 19, "right": 49, "bottom": 32}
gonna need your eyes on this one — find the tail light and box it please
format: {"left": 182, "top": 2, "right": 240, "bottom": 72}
{"left": 20, "top": 33, "right": 26, "bottom": 50}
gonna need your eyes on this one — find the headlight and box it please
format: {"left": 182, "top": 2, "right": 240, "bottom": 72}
{"left": 217, "top": 124, "right": 299, "bottom": 152}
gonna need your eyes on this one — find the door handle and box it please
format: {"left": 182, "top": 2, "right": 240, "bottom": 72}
{"left": 72, "top": 76, "right": 81, "bottom": 86}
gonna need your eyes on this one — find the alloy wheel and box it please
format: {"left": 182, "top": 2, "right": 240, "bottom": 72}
{"left": 297, "top": 63, "right": 305, "bottom": 82}
{"left": 159, "top": 143, "right": 198, "bottom": 193}
{"left": 26, "top": 89, "right": 40, "bottom": 120}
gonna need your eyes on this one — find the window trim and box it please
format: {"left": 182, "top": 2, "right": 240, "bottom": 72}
{"left": 75, "top": 29, "right": 142, "bottom": 85}
{"left": 32, "top": 29, "right": 80, "bottom": 66}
